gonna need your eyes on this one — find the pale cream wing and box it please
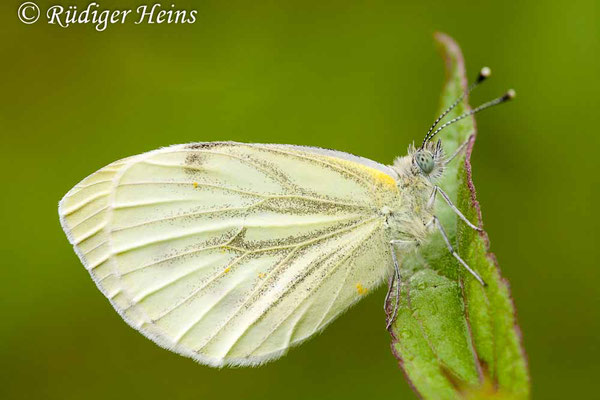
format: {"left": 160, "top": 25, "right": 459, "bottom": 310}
{"left": 59, "top": 142, "right": 399, "bottom": 366}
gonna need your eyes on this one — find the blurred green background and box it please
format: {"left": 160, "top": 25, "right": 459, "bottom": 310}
{"left": 1, "top": 0, "right": 598, "bottom": 399}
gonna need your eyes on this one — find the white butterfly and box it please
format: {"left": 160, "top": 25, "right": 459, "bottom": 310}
{"left": 59, "top": 69, "right": 513, "bottom": 367}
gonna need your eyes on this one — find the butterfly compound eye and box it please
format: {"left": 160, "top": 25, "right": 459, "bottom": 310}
{"left": 415, "top": 151, "right": 434, "bottom": 174}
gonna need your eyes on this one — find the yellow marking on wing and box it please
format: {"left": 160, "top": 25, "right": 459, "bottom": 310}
{"left": 258, "top": 272, "right": 266, "bottom": 279}
{"left": 356, "top": 283, "right": 368, "bottom": 295}
{"left": 361, "top": 166, "right": 397, "bottom": 189}
{"left": 325, "top": 157, "right": 398, "bottom": 191}
{"left": 193, "top": 182, "right": 199, "bottom": 188}
{"left": 224, "top": 267, "right": 231, "bottom": 274}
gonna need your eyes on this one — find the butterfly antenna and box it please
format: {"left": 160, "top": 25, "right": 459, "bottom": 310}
{"left": 421, "top": 67, "right": 491, "bottom": 149}
{"left": 425, "top": 89, "right": 516, "bottom": 143}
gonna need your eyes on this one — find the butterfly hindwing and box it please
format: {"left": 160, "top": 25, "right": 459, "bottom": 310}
{"left": 59, "top": 142, "right": 397, "bottom": 366}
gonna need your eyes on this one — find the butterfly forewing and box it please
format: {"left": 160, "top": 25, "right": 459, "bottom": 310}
{"left": 59, "top": 142, "right": 399, "bottom": 366}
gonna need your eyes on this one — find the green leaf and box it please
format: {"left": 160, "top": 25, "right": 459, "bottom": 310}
{"left": 387, "top": 33, "right": 530, "bottom": 400}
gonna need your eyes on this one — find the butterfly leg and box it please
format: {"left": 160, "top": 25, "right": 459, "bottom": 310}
{"left": 385, "top": 246, "right": 400, "bottom": 329}
{"left": 384, "top": 260, "right": 399, "bottom": 329}
{"left": 443, "top": 138, "right": 470, "bottom": 166}
{"left": 385, "top": 240, "right": 412, "bottom": 329}
{"left": 428, "top": 185, "right": 482, "bottom": 232}
{"left": 430, "top": 216, "right": 487, "bottom": 286}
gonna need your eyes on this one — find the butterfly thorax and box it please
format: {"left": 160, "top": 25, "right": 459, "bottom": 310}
{"left": 382, "top": 154, "right": 435, "bottom": 245}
